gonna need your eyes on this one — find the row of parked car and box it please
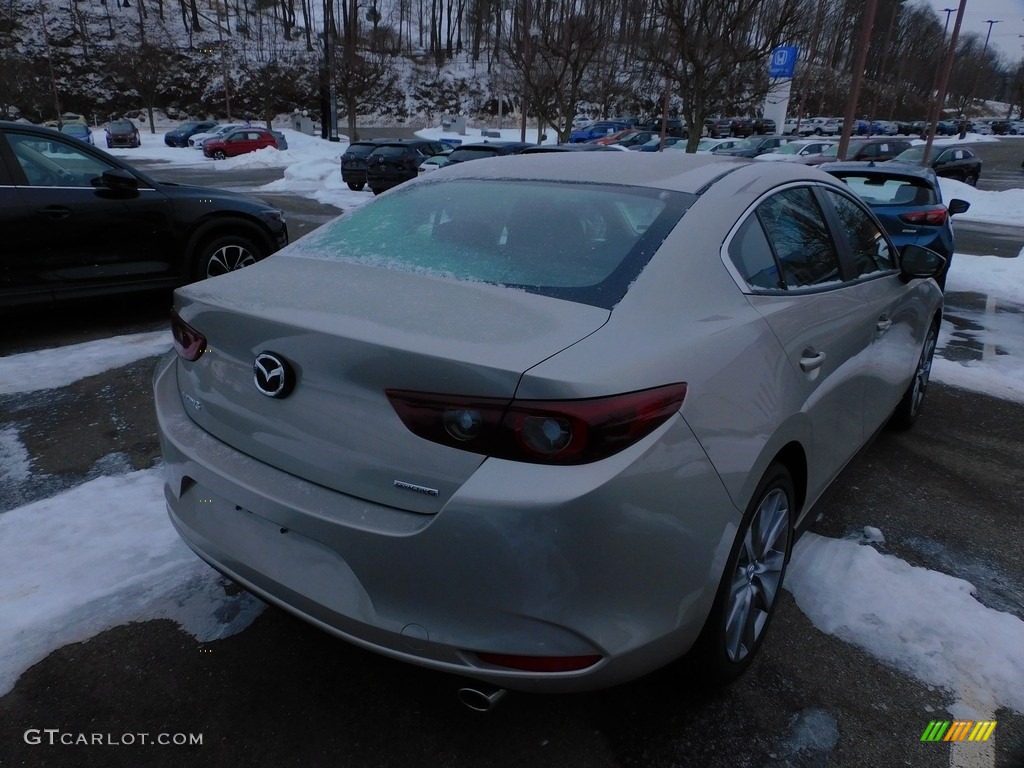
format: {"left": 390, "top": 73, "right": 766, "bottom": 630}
{"left": 163, "top": 120, "right": 288, "bottom": 157}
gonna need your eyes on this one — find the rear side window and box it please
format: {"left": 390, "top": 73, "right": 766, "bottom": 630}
{"left": 728, "top": 216, "right": 782, "bottom": 290}
{"left": 285, "top": 179, "right": 694, "bottom": 309}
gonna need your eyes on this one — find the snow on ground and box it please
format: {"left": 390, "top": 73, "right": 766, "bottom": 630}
{"left": 941, "top": 176, "right": 1024, "bottom": 226}
{"left": 0, "top": 468, "right": 263, "bottom": 697}
{"left": 0, "top": 426, "right": 32, "bottom": 484}
{"left": 0, "top": 330, "right": 171, "bottom": 396}
{"left": 786, "top": 532, "right": 1024, "bottom": 714}
{"left": 933, "top": 244, "right": 1024, "bottom": 404}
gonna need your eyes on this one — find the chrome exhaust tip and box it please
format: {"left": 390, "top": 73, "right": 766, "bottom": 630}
{"left": 457, "top": 684, "right": 507, "bottom": 712}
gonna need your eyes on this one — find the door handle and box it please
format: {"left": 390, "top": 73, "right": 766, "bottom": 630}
{"left": 876, "top": 316, "right": 893, "bottom": 334}
{"left": 37, "top": 206, "right": 72, "bottom": 220}
{"left": 799, "top": 349, "right": 827, "bottom": 372}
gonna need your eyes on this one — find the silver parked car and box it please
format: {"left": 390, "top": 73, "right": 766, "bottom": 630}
{"left": 154, "top": 154, "right": 944, "bottom": 698}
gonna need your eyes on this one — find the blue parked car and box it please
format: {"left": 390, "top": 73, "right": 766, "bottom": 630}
{"left": 568, "top": 120, "right": 632, "bottom": 143}
{"left": 821, "top": 161, "right": 969, "bottom": 290}
{"left": 59, "top": 123, "right": 94, "bottom": 145}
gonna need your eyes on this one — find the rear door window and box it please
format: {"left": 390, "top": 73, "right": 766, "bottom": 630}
{"left": 755, "top": 187, "right": 842, "bottom": 289}
{"left": 821, "top": 189, "right": 894, "bottom": 277}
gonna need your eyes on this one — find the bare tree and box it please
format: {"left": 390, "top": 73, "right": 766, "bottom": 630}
{"left": 508, "top": 0, "right": 606, "bottom": 142}
{"left": 107, "top": 42, "right": 177, "bottom": 132}
{"left": 649, "top": 0, "right": 806, "bottom": 151}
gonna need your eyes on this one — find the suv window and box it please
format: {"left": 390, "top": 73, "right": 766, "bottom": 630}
{"left": 756, "top": 187, "right": 842, "bottom": 289}
{"left": 8, "top": 132, "right": 113, "bottom": 187}
{"left": 346, "top": 142, "right": 381, "bottom": 157}
{"left": 372, "top": 145, "right": 412, "bottom": 157}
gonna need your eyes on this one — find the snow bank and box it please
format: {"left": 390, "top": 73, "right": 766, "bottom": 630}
{"left": 786, "top": 533, "right": 1024, "bottom": 714}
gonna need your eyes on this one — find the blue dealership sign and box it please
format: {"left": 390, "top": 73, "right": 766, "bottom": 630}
{"left": 769, "top": 46, "right": 798, "bottom": 78}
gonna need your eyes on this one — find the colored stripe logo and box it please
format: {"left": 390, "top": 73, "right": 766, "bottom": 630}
{"left": 921, "top": 721, "right": 997, "bottom": 742}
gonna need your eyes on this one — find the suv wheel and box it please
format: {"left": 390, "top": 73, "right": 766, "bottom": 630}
{"left": 213, "top": 149, "right": 227, "bottom": 160}
{"left": 964, "top": 172, "right": 978, "bottom": 187}
{"left": 347, "top": 181, "right": 365, "bottom": 191}
{"left": 193, "top": 233, "right": 264, "bottom": 280}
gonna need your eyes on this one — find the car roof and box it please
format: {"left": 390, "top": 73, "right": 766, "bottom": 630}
{"left": 453, "top": 140, "right": 532, "bottom": 149}
{"left": 417, "top": 151, "right": 843, "bottom": 196}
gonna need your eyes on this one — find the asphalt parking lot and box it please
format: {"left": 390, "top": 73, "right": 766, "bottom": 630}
{"left": 1, "top": 147, "right": 1023, "bottom": 768}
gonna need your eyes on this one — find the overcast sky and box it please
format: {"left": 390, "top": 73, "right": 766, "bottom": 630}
{"left": 922, "top": 0, "right": 1024, "bottom": 61}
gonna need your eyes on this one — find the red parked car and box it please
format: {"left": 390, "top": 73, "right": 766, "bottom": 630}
{"left": 203, "top": 127, "right": 278, "bottom": 159}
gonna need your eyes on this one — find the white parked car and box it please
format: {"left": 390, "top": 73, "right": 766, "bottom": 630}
{"left": 754, "top": 139, "right": 834, "bottom": 163}
{"left": 782, "top": 118, "right": 801, "bottom": 135}
{"left": 681, "top": 138, "right": 741, "bottom": 153}
{"left": 798, "top": 117, "right": 839, "bottom": 136}
{"left": 188, "top": 123, "right": 245, "bottom": 149}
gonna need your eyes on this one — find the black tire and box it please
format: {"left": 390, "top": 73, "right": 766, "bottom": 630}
{"left": 192, "top": 233, "right": 265, "bottom": 281}
{"left": 106, "top": 141, "right": 112, "bottom": 148}
{"left": 685, "top": 463, "right": 795, "bottom": 685}
{"left": 347, "top": 181, "right": 365, "bottom": 191}
{"left": 888, "top": 319, "right": 939, "bottom": 431}
{"left": 964, "top": 172, "right": 978, "bottom": 187}
{"left": 213, "top": 149, "right": 227, "bottom": 160}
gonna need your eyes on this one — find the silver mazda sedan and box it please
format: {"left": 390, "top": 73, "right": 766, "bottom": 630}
{"left": 154, "top": 153, "right": 944, "bottom": 697}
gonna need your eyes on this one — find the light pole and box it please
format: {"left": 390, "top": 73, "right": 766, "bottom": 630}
{"left": 968, "top": 19, "right": 1001, "bottom": 111}
{"left": 923, "top": 1, "right": 966, "bottom": 165}
{"left": 942, "top": 8, "right": 957, "bottom": 35}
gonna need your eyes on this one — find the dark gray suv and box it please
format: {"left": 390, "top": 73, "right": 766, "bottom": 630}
{"left": 365, "top": 139, "right": 448, "bottom": 194}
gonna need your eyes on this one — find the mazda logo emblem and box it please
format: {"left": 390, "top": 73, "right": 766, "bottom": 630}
{"left": 253, "top": 352, "right": 294, "bottom": 398}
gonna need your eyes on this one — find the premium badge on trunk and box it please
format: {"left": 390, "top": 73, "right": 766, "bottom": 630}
{"left": 253, "top": 351, "right": 294, "bottom": 398}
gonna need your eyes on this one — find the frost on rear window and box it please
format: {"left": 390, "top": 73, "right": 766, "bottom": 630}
{"left": 284, "top": 179, "right": 694, "bottom": 309}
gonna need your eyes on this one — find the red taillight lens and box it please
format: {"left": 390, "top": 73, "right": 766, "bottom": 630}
{"left": 476, "top": 653, "right": 602, "bottom": 672}
{"left": 386, "top": 383, "right": 687, "bottom": 465}
{"left": 171, "top": 310, "right": 207, "bottom": 362}
{"left": 898, "top": 207, "right": 948, "bottom": 226}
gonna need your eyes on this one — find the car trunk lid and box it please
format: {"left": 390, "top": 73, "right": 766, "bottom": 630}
{"left": 173, "top": 256, "right": 609, "bottom": 514}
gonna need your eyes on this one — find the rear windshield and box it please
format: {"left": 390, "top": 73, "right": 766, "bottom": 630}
{"left": 346, "top": 142, "right": 381, "bottom": 157}
{"left": 285, "top": 179, "right": 695, "bottom": 309}
{"left": 372, "top": 145, "right": 413, "bottom": 157}
{"left": 110, "top": 121, "right": 134, "bottom": 130}
{"left": 447, "top": 147, "right": 500, "bottom": 162}
{"left": 831, "top": 174, "right": 938, "bottom": 206}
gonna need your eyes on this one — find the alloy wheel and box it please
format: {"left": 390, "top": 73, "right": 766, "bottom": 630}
{"left": 723, "top": 486, "right": 790, "bottom": 662}
{"left": 205, "top": 244, "right": 257, "bottom": 278}
{"left": 909, "top": 324, "right": 938, "bottom": 418}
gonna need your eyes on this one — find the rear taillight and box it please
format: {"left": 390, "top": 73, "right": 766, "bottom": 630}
{"left": 386, "top": 383, "right": 687, "bottom": 465}
{"left": 898, "top": 207, "right": 948, "bottom": 226}
{"left": 171, "top": 310, "right": 207, "bottom": 362}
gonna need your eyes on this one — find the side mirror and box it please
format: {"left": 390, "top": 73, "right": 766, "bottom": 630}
{"left": 900, "top": 244, "right": 946, "bottom": 281}
{"left": 947, "top": 198, "right": 970, "bottom": 216}
{"left": 95, "top": 168, "right": 139, "bottom": 196}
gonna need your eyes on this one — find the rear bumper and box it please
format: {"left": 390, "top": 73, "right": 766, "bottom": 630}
{"left": 153, "top": 352, "right": 739, "bottom": 692}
